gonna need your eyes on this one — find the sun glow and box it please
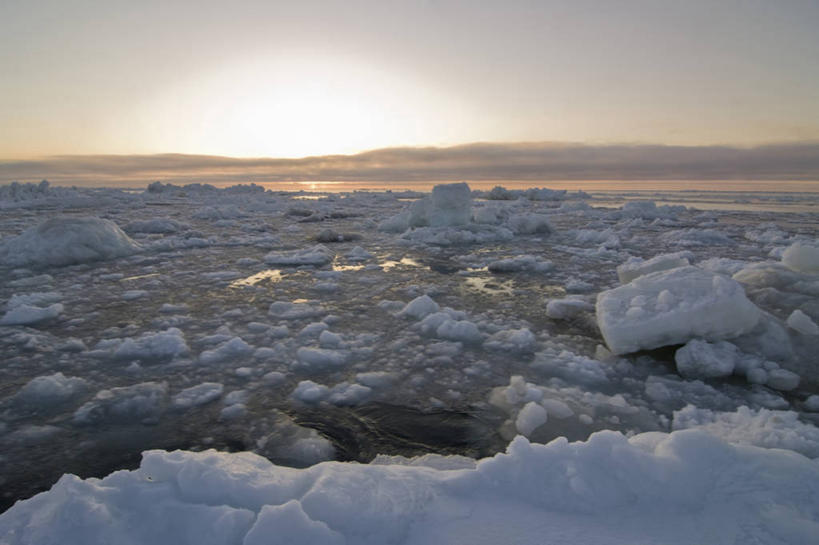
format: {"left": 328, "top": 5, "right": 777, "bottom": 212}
{"left": 140, "top": 55, "right": 467, "bottom": 158}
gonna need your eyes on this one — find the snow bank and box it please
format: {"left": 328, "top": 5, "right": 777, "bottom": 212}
{"left": 596, "top": 266, "right": 762, "bottom": 355}
{"left": 0, "top": 217, "right": 141, "bottom": 268}
{"left": 3, "top": 430, "right": 819, "bottom": 545}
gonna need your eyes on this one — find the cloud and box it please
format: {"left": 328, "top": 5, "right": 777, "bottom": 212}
{"left": 2, "top": 142, "right": 818, "bottom": 187}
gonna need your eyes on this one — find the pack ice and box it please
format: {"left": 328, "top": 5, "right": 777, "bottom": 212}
{"left": 596, "top": 266, "right": 762, "bottom": 354}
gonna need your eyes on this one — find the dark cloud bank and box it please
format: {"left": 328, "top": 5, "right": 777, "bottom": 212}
{"left": 2, "top": 142, "right": 818, "bottom": 187}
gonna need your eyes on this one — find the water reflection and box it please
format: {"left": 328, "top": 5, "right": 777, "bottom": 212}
{"left": 229, "top": 269, "right": 283, "bottom": 288}
{"left": 380, "top": 257, "right": 424, "bottom": 271}
{"left": 463, "top": 276, "right": 515, "bottom": 296}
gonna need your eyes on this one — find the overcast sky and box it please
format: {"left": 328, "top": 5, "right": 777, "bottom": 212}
{"left": 2, "top": 1, "right": 818, "bottom": 172}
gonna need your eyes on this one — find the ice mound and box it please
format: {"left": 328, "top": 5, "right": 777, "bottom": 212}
{"left": 672, "top": 405, "right": 819, "bottom": 458}
{"left": 782, "top": 241, "right": 819, "bottom": 273}
{"left": 596, "top": 266, "right": 762, "bottom": 355}
{"left": 264, "top": 245, "right": 333, "bottom": 267}
{"left": 0, "top": 216, "right": 141, "bottom": 268}
{"left": 616, "top": 251, "right": 693, "bottom": 283}
{"left": 4, "top": 431, "right": 819, "bottom": 545}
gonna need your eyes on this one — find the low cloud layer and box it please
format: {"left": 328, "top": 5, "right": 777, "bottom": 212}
{"left": 2, "top": 142, "right": 818, "bottom": 187}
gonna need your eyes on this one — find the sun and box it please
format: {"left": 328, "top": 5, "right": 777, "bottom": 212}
{"left": 140, "top": 55, "right": 466, "bottom": 158}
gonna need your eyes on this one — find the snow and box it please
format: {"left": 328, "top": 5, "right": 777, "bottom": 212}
{"left": 0, "top": 216, "right": 141, "bottom": 268}
{"left": 596, "top": 266, "right": 762, "bottom": 355}
{"left": 4, "top": 430, "right": 819, "bottom": 545}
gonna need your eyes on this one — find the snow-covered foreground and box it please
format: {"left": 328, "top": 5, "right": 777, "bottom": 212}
{"left": 1, "top": 180, "right": 819, "bottom": 543}
{"left": 3, "top": 430, "right": 818, "bottom": 545}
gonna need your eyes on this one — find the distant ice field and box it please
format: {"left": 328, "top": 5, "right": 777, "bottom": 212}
{"left": 1, "top": 180, "right": 819, "bottom": 543}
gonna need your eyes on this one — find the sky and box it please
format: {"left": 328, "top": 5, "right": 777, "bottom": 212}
{"left": 1, "top": 1, "right": 818, "bottom": 181}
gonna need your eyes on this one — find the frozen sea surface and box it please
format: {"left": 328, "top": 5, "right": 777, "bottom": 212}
{"left": 1, "top": 180, "right": 819, "bottom": 543}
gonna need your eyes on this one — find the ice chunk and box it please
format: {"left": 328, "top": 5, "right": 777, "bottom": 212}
{"left": 13, "top": 372, "right": 87, "bottom": 407}
{"left": 487, "top": 255, "right": 553, "bottom": 273}
{"left": 269, "top": 301, "right": 326, "bottom": 320}
{"left": 172, "top": 382, "right": 224, "bottom": 410}
{"left": 485, "top": 328, "right": 536, "bottom": 352}
{"left": 398, "top": 295, "right": 440, "bottom": 320}
{"left": 616, "top": 252, "right": 692, "bottom": 284}
{"left": 294, "top": 347, "right": 349, "bottom": 372}
{"left": 515, "top": 402, "right": 548, "bottom": 437}
{"left": 506, "top": 213, "right": 553, "bottom": 235}
{"left": 545, "top": 298, "right": 594, "bottom": 320}
{"left": 0, "top": 216, "right": 141, "bottom": 268}
{"left": 114, "top": 328, "right": 190, "bottom": 362}
{"left": 264, "top": 245, "right": 333, "bottom": 266}
{"left": 410, "top": 182, "right": 472, "bottom": 227}
{"left": 291, "top": 380, "right": 330, "bottom": 403}
{"left": 782, "top": 241, "right": 819, "bottom": 273}
{"left": 766, "top": 368, "right": 800, "bottom": 391}
{"left": 199, "top": 337, "right": 253, "bottom": 365}
{"left": 674, "top": 339, "right": 738, "bottom": 379}
{"left": 0, "top": 303, "right": 63, "bottom": 325}
{"left": 786, "top": 309, "right": 819, "bottom": 335}
{"left": 436, "top": 319, "right": 483, "bottom": 344}
{"left": 73, "top": 382, "right": 168, "bottom": 425}
{"left": 596, "top": 266, "right": 762, "bottom": 355}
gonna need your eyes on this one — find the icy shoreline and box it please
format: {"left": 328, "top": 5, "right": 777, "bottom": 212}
{"left": 1, "top": 180, "right": 819, "bottom": 543}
